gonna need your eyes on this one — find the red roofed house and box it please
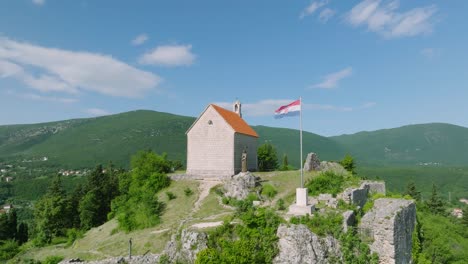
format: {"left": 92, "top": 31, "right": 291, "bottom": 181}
{"left": 186, "top": 101, "right": 258, "bottom": 177}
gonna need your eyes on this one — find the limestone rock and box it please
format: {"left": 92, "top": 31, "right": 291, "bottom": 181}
{"left": 164, "top": 229, "right": 208, "bottom": 263}
{"left": 361, "top": 181, "right": 386, "bottom": 195}
{"left": 303, "top": 153, "right": 321, "bottom": 172}
{"left": 223, "top": 171, "right": 258, "bottom": 200}
{"left": 359, "top": 198, "right": 416, "bottom": 264}
{"left": 319, "top": 161, "right": 348, "bottom": 175}
{"left": 273, "top": 224, "right": 342, "bottom": 264}
{"left": 338, "top": 186, "right": 369, "bottom": 208}
{"left": 342, "top": 210, "right": 355, "bottom": 233}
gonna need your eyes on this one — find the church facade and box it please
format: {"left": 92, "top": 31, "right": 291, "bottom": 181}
{"left": 186, "top": 101, "right": 258, "bottom": 177}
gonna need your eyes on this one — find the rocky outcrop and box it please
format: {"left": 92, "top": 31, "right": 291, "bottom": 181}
{"left": 342, "top": 210, "right": 356, "bottom": 233}
{"left": 338, "top": 181, "right": 386, "bottom": 208}
{"left": 273, "top": 224, "right": 342, "bottom": 264}
{"left": 359, "top": 198, "right": 416, "bottom": 264}
{"left": 60, "top": 254, "right": 161, "bottom": 264}
{"left": 319, "top": 161, "right": 348, "bottom": 175}
{"left": 303, "top": 153, "right": 321, "bottom": 171}
{"left": 361, "top": 181, "right": 386, "bottom": 195}
{"left": 164, "top": 229, "right": 208, "bottom": 263}
{"left": 223, "top": 171, "right": 258, "bottom": 200}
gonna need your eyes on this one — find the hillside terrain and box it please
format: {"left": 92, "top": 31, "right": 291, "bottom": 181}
{"left": 1, "top": 110, "right": 468, "bottom": 169}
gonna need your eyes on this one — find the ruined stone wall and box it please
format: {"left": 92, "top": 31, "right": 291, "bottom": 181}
{"left": 359, "top": 198, "right": 416, "bottom": 264}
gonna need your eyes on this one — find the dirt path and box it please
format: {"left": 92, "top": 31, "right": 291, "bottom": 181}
{"left": 193, "top": 179, "right": 221, "bottom": 212}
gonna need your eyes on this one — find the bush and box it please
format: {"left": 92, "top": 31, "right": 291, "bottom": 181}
{"left": 0, "top": 240, "right": 19, "bottom": 261}
{"left": 257, "top": 143, "right": 279, "bottom": 172}
{"left": 261, "top": 184, "right": 278, "bottom": 199}
{"left": 44, "top": 255, "right": 64, "bottom": 264}
{"left": 290, "top": 212, "right": 343, "bottom": 237}
{"left": 66, "top": 228, "right": 84, "bottom": 246}
{"left": 340, "top": 154, "right": 356, "bottom": 175}
{"left": 276, "top": 199, "right": 285, "bottom": 210}
{"left": 165, "top": 191, "right": 176, "bottom": 200}
{"left": 306, "top": 171, "right": 345, "bottom": 196}
{"left": 184, "top": 188, "right": 193, "bottom": 196}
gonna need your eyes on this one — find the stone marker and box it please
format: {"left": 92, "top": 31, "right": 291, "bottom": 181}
{"left": 303, "top": 152, "right": 321, "bottom": 172}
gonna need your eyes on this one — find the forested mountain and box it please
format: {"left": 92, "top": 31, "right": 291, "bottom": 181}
{"left": 1, "top": 110, "right": 468, "bottom": 168}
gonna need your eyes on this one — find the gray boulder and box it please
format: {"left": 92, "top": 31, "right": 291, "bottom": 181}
{"left": 273, "top": 224, "right": 342, "bottom": 264}
{"left": 303, "top": 153, "right": 321, "bottom": 172}
{"left": 342, "top": 210, "right": 356, "bottom": 233}
{"left": 223, "top": 171, "right": 258, "bottom": 200}
{"left": 359, "top": 198, "right": 416, "bottom": 264}
{"left": 164, "top": 229, "right": 208, "bottom": 263}
{"left": 319, "top": 161, "right": 348, "bottom": 175}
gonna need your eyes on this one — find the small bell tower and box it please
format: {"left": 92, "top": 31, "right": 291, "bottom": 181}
{"left": 233, "top": 100, "right": 242, "bottom": 118}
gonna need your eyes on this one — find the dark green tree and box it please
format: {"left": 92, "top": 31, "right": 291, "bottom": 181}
{"left": 79, "top": 190, "right": 100, "bottom": 230}
{"left": 462, "top": 207, "right": 468, "bottom": 227}
{"left": 425, "top": 184, "right": 445, "bottom": 215}
{"left": 340, "top": 154, "right": 356, "bottom": 175}
{"left": 16, "top": 222, "right": 28, "bottom": 245}
{"left": 257, "top": 142, "right": 278, "bottom": 172}
{"left": 404, "top": 182, "right": 421, "bottom": 202}
{"left": 281, "top": 154, "right": 289, "bottom": 171}
{"left": 34, "top": 175, "right": 70, "bottom": 244}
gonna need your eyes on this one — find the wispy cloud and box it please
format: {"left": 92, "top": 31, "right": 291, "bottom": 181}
{"left": 360, "top": 102, "right": 377, "bottom": 108}
{"left": 346, "top": 0, "right": 438, "bottom": 38}
{"left": 84, "top": 108, "right": 111, "bottom": 117}
{"left": 139, "top": 44, "right": 196, "bottom": 67}
{"left": 420, "top": 48, "right": 440, "bottom": 59}
{"left": 131, "top": 34, "right": 149, "bottom": 46}
{"left": 32, "top": 0, "right": 45, "bottom": 6}
{"left": 0, "top": 37, "right": 161, "bottom": 97}
{"left": 300, "top": 0, "right": 329, "bottom": 19}
{"left": 319, "top": 8, "right": 336, "bottom": 23}
{"left": 310, "top": 67, "right": 353, "bottom": 89}
{"left": 5, "top": 90, "right": 77, "bottom": 104}
{"left": 214, "top": 99, "right": 354, "bottom": 117}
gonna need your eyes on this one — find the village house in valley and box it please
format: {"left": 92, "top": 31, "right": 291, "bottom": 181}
{"left": 186, "top": 101, "right": 258, "bottom": 177}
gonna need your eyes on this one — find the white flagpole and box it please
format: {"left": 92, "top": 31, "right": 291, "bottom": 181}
{"left": 300, "top": 97, "right": 303, "bottom": 188}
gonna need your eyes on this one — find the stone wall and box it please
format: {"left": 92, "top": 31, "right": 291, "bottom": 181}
{"left": 274, "top": 224, "right": 342, "bottom": 264}
{"left": 359, "top": 198, "right": 416, "bottom": 264}
{"left": 186, "top": 106, "right": 235, "bottom": 177}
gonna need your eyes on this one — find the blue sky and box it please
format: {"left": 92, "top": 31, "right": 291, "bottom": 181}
{"left": 0, "top": 0, "right": 467, "bottom": 136}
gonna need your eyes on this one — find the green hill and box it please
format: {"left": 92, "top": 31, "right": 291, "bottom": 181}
{"left": 331, "top": 123, "right": 468, "bottom": 166}
{"left": 1, "top": 111, "right": 468, "bottom": 169}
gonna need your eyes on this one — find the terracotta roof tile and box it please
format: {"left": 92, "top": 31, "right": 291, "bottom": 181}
{"left": 211, "top": 104, "right": 258, "bottom": 138}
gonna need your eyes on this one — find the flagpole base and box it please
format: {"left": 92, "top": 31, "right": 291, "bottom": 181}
{"left": 286, "top": 188, "right": 314, "bottom": 216}
{"left": 296, "top": 188, "right": 308, "bottom": 206}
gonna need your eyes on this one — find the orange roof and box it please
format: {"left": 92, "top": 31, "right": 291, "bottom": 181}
{"left": 211, "top": 104, "right": 258, "bottom": 138}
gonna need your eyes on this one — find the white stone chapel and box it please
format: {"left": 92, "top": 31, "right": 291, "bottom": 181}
{"left": 186, "top": 101, "right": 258, "bottom": 177}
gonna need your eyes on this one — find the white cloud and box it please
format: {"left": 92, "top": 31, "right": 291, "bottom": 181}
{"left": 22, "top": 93, "right": 78, "bottom": 104}
{"left": 420, "top": 48, "right": 440, "bottom": 59}
{"left": 0, "top": 37, "right": 161, "bottom": 97}
{"left": 139, "top": 44, "right": 196, "bottom": 67}
{"left": 214, "top": 99, "right": 353, "bottom": 117}
{"left": 32, "top": 0, "right": 45, "bottom": 5}
{"left": 311, "top": 67, "right": 353, "bottom": 89}
{"left": 85, "top": 108, "right": 111, "bottom": 117}
{"left": 132, "top": 34, "right": 149, "bottom": 46}
{"left": 361, "top": 102, "right": 377, "bottom": 108}
{"left": 319, "top": 8, "right": 336, "bottom": 23}
{"left": 346, "top": 0, "right": 437, "bottom": 38}
{"left": 300, "top": 0, "right": 329, "bottom": 19}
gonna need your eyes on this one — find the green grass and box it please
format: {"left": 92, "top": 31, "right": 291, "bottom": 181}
{"left": 16, "top": 179, "right": 200, "bottom": 262}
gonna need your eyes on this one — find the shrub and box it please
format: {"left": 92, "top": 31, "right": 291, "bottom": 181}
{"left": 0, "top": 240, "right": 19, "bottom": 261}
{"left": 261, "top": 184, "right": 278, "bottom": 199}
{"left": 166, "top": 191, "right": 176, "bottom": 200}
{"left": 290, "top": 212, "right": 343, "bottom": 237}
{"left": 276, "top": 199, "right": 285, "bottom": 210}
{"left": 184, "top": 188, "right": 193, "bottom": 196}
{"left": 257, "top": 143, "right": 279, "bottom": 171}
{"left": 66, "top": 228, "right": 84, "bottom": 246}
{"left": 340, "top": 154, "right": 356, "bottom": 175}
{"left": 44, "top": 255, "right": 64, "bottom": 264}
{"left": 306, "top": 171, "right": 345, "bottom": 196}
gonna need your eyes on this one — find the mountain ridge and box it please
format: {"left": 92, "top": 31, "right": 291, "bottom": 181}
{"left": 1, "top": 109, "right": 467, "bottom": 168}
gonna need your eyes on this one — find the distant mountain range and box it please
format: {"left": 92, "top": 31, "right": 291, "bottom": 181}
{"left": 0, "top": 110, "right": 467, "bottom": 168}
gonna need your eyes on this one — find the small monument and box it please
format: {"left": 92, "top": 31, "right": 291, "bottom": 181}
{"left": 241, "top": 149, "right": 247, "bottom": 173}
{"left": 303, "top": 152, "right": 321, "bottom": 172}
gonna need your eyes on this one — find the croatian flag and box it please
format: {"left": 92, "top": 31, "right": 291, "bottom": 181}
{"left": 274, "top": 99, "right": 301, "bottom": 119}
